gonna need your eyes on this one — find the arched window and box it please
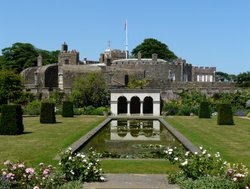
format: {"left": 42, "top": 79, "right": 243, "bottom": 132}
{"left": 117, "top": 96, "right": 127, "bottom": 114}
{"left": 130, "top": 96, "right": 140, "bottom": 114}
{"left": 143, "top": 96, "right": 153, "bottom": 114}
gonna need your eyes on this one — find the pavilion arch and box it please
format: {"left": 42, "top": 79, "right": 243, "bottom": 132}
{"left": 117, "top": 96, "right": 127, "bottom": 114}
{"left": 143, "top": 96, "right": 153, "bottom": 114}
{"left": 130, "top": 96, "right": 140, "bottom": 114}
{"left": 110, "top": 89, "right": 161, "bottom": 116}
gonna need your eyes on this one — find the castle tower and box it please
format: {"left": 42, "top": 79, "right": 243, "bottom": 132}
{"left": 61, "top": 42, "right": 68, "bottom": 52}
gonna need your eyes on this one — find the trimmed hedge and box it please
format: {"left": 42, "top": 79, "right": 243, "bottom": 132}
{"left": 217, "top": 103, "right": 234, "bottom": 125}
{"left": 40, "top": 102, "right": 56, "bottom": 123}
{"left": 198, "top": 102, "right": 211, "bottom": 118}
{"left": 0, "top": 105, "right": 23, "bottom": 135}
{"left": 62, "top": 101, "right": 74, "bottom": 117}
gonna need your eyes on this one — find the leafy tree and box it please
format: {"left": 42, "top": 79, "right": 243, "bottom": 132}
{"left": 131, "top": 38, "right": 177, "bottom": 61}
{"left": 236, "top": 71, "right": 250, "bottom": 87}
{"left": 70, "top": 72, "right": 109, "bottom": 107}
{"left": 0, "top": 69, "right": 23, "bottom": 104}
{"left": 127, "top": 75, "right": 149, "bottom": 89}
{"left": 215, "top": 71, "right": 236, "bottom": 82}
{"left": 0, "top": 43, "right": 59, "bottom": 73}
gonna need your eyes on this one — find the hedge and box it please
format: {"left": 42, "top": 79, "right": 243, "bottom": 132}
{"left": 217, "top": 103, "right": 234, "bottom": 125}
{"left": 0, "top": 105, "right": 23, "bottom": 135}
{"left": 198, "top": 102, "right": 211, "bottom": 118}
{"left": 62, "top": 101, "right": 74, "bottom": 117}
{"left": 40, "top": 102, "right": 56, "bottom": 123}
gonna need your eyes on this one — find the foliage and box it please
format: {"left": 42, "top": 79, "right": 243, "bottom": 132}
{"left": 131, "top": 38, "right": 177, "bottom": 61}
{"left": 0, "top": 105, "right": 23, "bottom": 135}
{"left": 40, "top": 102, "right": 56, "bottom": 123}
{"left": 216, "top": 71, "right": 236, "bottom": 83}
{"left": 0, "top": 42, "right": 59, "bottom": 73}
{"left": 247, "top": 112, "right": 250, "bottom": 118}
{"left": 49, "top": 89, "right": 65, "bottom": 106}
{"left": 70, "top": 72, "right": 109, "bottom": 108}
{"left": 217, "top": 103, "right": 234, "bottom": 125}
{"left": 127, "top": 75, "right": 149, "bottom": 89}
{"left": 62, "top": 101, "right": 74, "bottom": 117}
{"left": 246, "top": 99, "right": 250, "bottom": 109}
{"left": 169, "top": 174, "right": 234, "bottom": 189}
{"left": 1, "top": 160, "right": 63, "bottom": 189}
{"left": 0, "top": 69, "right": 23, "bottom": 104}
{"left": 59, "top": 147, "right": 104, "bottom": 182}
{"left": 236, "top": 71, "right": 250, "bottom": 87}
{"left": 23, "top": 101, "right": 41, "bottom": 115}
{"left": 162, "top": 100, "right": 180, "bottom": 115}
{"left": 198, "top": 101, "right": 211, "bottom": 118}
{"left": 165, "top": 146, "right": 250, "bottom": 188}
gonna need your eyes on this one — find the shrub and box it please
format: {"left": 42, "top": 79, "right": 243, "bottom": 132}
{"left": 0, "top": 105, "right": 23, "bottom": 135}
{"left": 59, "top": 147, "right": 104, "bottom": 182}
{"left": 247, "top": 112, "right": 250, "bottom": 118}
{"left": 198, "top": 101, "right": 211, "bottom": 118}
{"left": 23, "top": 101, "right": 41, "bottom": 115}
{"left": 62, "top": 101, "right": 74, "bottom": 117}
{"left": 73, "top": 108, "right": 84, "bottom": 115}
{"left": 217, "top": 103, "right": 234, "bottom": 125}
{"left": 1, "top": 160, "right": 62, "bottom": 189}
{"left": 40, "top": 102, "right": 56, "bottom": 123}
{"left": 162, "top": 100, "right": 180, "bottom": 115}
{"left": 166, "top": 147, "right": 250, "bottom": 188}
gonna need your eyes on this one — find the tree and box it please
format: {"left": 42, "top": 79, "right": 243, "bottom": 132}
{"left": 0, "top": 43, "right": 59, "bottom": 73}
{"left": 131, "top": 38, "right": 177, "bottom": 61}
{"left": 127, "top": 75, "right": 149, "bottom": 89}
{"left": 70, "top": 72, "right": 109, "bottom": 107}
{"left": 236, "top": 71, "right": 250, "bottom": 87}
{"left": 0, "top": 69, "right": 23, "bottom": 104}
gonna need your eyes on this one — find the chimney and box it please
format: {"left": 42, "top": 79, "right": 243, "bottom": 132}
{"left": 137, "top": 52, "right": 141, "bottom": 61}
{"left": 37, "top": 54, "right": 42, "bottom": 67}
{"left": 152, "top": 53, "right": 158, "bottom": 61}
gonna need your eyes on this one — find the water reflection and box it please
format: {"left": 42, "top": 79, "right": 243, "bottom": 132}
{"left": 111, "top": 120, "right": 160, "bottom": 140}
{"left": 79, "top": 119, "right": 182, "bottom": 158}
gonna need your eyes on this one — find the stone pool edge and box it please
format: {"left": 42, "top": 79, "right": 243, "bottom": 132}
{"left": 68, "top": 116, "right": 199, "bottom": 155}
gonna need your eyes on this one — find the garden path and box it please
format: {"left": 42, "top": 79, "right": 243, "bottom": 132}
{"left": 82, "top": 174, "right": 179, "bottom": 189}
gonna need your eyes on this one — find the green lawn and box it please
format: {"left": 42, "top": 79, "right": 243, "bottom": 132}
{"left": 166, "top": 116, "right": 250, "bottom": 167}
{"left": 0, "top": 115, "right": 178, "bottom": 174}
{"left": 0, "top": 115, "right": 106, "bottom": 167}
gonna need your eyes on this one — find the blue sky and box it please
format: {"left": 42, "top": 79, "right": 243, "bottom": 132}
{"left": 1, "top": 0, "right": 249, "bottom": 74}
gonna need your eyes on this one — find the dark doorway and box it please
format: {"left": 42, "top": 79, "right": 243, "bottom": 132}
{"left": 118, "top": 96, "right": 127, "bottom": 114}
{"left": 130, "top": 96, "right": 140, "bottom": 114}
{"left": 143, "top": 96, "right": 153, "bottom": 114}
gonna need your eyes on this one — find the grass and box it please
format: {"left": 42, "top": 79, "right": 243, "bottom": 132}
{"left": 0, "top": 115, "right": 106, "bottom": 167}
{"left": 166, "top": 116, "right": 250, "bottom": 167}
{"left": 0, "top": 115, "right": 178, "bottom": 174}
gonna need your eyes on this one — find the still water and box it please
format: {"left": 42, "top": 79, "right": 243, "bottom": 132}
{"left": 79, "top": 119, "right": 182, "bottom": 158}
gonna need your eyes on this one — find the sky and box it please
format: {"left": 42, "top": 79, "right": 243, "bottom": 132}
{"left": 1, "top": 0, "right": 250, "bottom": 74}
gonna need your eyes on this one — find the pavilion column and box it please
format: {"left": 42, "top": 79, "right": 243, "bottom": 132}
{"left": 127, "top": 101, "right": 130, "bottom": 116}
{"left": 140, "top": 101, "right": 143, "bottom": 116}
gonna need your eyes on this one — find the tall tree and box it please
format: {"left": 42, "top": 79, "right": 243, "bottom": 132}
{"left": 236, "top": 71, "right": 250, "bottom": 87}
{"left": 70, "top": 72, "right": 109, "bottom": 107}
{"left": 131, "top": 38, "right": 177, "bottom": 61}
{"left": 0, "top": 43, "right": 59, "bottom": 73}
{"left": 0, "top": 69, "right": 23, "bottom": 104}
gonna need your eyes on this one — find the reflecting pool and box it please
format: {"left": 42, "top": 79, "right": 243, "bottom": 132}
{"left": 79, "top": 119, "right": 183, "bottom": 158}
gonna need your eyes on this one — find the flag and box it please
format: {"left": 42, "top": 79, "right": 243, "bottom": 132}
{"left": 124, "top": 20, "right": 127, "bottom": 31}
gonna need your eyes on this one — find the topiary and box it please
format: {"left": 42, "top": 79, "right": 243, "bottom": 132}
{"left": 40, "top": 102, "right": 56, "bottom": 123}
{"left": 62, "top": 101, "right": 74, "bottom": 117}
{"left": 0, "top": 104, "right": 23, "bottom": 135}
{"left": 217, "top": 103, "right": 234, "bottom": 125}
{"left": 198, "top": 102, "right": 211, "bottom": 118}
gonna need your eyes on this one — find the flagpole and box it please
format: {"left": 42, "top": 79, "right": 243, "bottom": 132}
{"left": 125, "top": 19, "right": 128, "bottom": 59}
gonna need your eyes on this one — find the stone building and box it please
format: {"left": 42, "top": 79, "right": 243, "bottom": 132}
{"left": 21, "top": 43, "right": 217, "bottom": 98}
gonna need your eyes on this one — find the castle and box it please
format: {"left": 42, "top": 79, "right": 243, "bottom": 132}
{"left": 21, "top": 43, "right": 223, "bottom": 100}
